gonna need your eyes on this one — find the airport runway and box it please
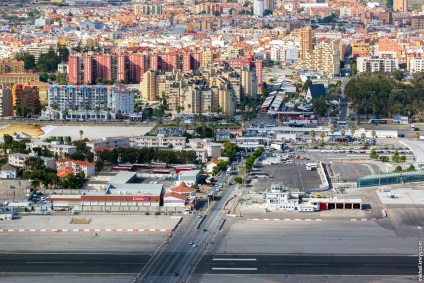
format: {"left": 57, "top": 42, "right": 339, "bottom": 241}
{"left": 0, "top": 253, "right": 415, "bottom": 277}
{"left": 0, "top": 253, "right": 149, "bottom": 274}
{"left": 196, "top": 254, "right": 417, "bottom": 276}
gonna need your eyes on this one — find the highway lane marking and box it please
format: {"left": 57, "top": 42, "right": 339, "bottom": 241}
{"left": 213, "top": 258, "right": 257, "bottom": 261}
{"left": 212, "top": 267, "right": 258, "bottom": 271}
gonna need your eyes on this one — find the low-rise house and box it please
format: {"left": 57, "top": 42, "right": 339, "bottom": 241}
{"left": 205, "top": 159, "right": 219, "bottom": 173}
{"left": 176, "top": 170, "right": 200, "bottom": 186}
{"left": 56, "top": 159, "right": 95, "bottom": 177}
{"left": 0, "top": 164, "right": 17, "bottom": 179}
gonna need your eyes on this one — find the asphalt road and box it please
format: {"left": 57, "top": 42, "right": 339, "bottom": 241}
{"left": 196, "top": 254, "right": 417, "bottom": 276}
{"left": 136, "top": 173, "right": 235, "bottom": 283}
{"left": 0, "top": 254, "right": 149, "bottom": 274}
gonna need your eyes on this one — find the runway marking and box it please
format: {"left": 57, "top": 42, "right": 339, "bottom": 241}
{"left": 270, "top": 263, "right": 329, "bottom": 266}
{"left": 1, "top": 228, "right": 172, "bottom": 233}
{"left": 212, "top": 268, "right": 257, "bottom": 271}
{"left": 246, "top": 218, "right": 322, "bottom": 221}
{"left": 213, "top": 258, "right": 257, "bottom": 261}
{"left": 25, "top": 262, "right": 86, "bottom": 264}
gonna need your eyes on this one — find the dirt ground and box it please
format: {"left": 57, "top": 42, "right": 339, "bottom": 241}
{"left": 0, "top": 124, "right": 44, "bottom": 137}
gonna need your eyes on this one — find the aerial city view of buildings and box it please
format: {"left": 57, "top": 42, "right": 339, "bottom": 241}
{"left": 0, "top": 0, "right": 424, "bottom": 282}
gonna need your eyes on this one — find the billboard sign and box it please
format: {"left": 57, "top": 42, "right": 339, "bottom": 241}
{"left": 132, "top": 196, "right": 151, "bottom": 201}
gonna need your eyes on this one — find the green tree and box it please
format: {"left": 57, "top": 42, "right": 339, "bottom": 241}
{"left": 310, "top": 130, "right": 316, "bottom": 142}
{"left": 312, "top": 97, "right": 327, "bottom": 116}
{"left": 392, "top": 149, "right": 400, "bottom": 162}
{"left": 23, "top": 53, "right": 35, "bottom": 70}
{"left": 234, "top": 176, "right": 243, "bottom": 184}
{"left": 369, "top": 148, "right": 379, "bottom": 159}
{"left": 223, "top": 142, "right": 238, "bottom": 159}
{"left": 416, "top": 132, "right": 420, "bottom": 140}
{"left": 39, "top": 72, "right": 48, "bottom": 82}
{"left": 393, "top": 165, "right": 403, "bottom": 172}
{"left": 392, "top": 70, "right": 404, "bottom": 81}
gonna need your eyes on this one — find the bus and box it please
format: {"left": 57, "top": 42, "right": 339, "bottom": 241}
{"left": 306, "top": 163, "right": 318, "bottom": 171}
{"left": 368, "top": 119, "right": 388, "bottom": 125}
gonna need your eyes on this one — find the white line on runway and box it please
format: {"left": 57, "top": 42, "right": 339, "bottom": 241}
{"left": 269, "top": 263, "right": 329, "bottom": 266}
{"left": 212, "top": 267, "right": 258, "bottom": 271}
{"left": 25, "top": 262, "right": 85, "bottom": 264}
{"left": 213, "top": 258, "right": 257, "bottom": 261}
{"left": 119, "top": 262, "right": 146, "bottom": 265}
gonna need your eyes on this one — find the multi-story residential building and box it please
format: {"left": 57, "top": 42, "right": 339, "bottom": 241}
{"left": 0, "top": 59, "right": 24, "bottom": 74}
{"left": 11, "top": 83, "right": 40, "bottom": 116}
{"left": 134, "top": 4, "right": 162, "bottom": 15}
{"left": 351, "top": 42, "right": 370, "bottom": 58}
{"left": 0, "top": 87, "right": 12, "bottom": 117}
{"left": 141, "top": 66, "right": 245, "bottom": 115}
{"left": 0, "top": 73, "right": 39, "bottom": 87}
{"left": 264, "top": 0, "right": 274, "bottom": 10}
{"left": 68, "top": 53, "right": 203, "bottom": 85}
{"left": 298, "top": 27, "right": 312, "bottom": 60}
{"left": 357, "top": 56, "right": 399, "bottom": 73}
{"left": 48, "top": 84, "right": 134, "bottom": 115}
{"left": 9, "top": 153, "right": 55, "bottom": 169}
{"left": 86, "top": 136, "right": 130, "bottom": 151}
{"left": 412, "top": 15, "right": 424, "bottom": 29}
{"left": 188, "top": 138, "right": 222, "bottom": 159}
{"left": 393, "top": 0, "right": 408, "bottom": 12}
{"left": 254, "top": 0, "right": 264, "bottom": 16}
{"left": 409, "top": 58, "right": 424, "bottom": 73}
{"left": 378, "top": 39, "right": 399, "bottom": 55}
{"left": 300, "top": 40, "right": 340, "bottom": 77}
{"left": 25, "top": 45, "right": 55, "bottom": 62}
{"left": 129, "top": 135, "right": 187, "bottom": 149}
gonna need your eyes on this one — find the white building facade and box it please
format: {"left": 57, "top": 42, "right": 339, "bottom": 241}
{"left": 357, "top": 57, "right": 399, "bottom": 73}
{"left": 48, "top": 84, "right": 135, "bottom": 114}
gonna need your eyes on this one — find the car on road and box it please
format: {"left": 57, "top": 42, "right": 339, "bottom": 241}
{"left": 192, "top": 244, "right": 197, "bottom": 248}
{"left": 189, "top": 241, "right": 193, "bottom": 245}
{"left": 198, "top": 214, "right": 203, "bottom": 218}
{"left": 173, "top": 272, "right": 179, "bottom": 276}
{"left": 203, "top": 228, "right": 208, "bottom": 232}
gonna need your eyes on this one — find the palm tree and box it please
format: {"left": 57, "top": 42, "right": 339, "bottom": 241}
{"left": 84, "top": 105, "right": 89, "bottom": 121}
{"left": 350, "top": 129, "right": 355, "bottom": 141}
{"left": 310, "top": 130, "right": 316, "bottom": 143}
{"left": 79, "top": 130, "right": 84, "bottom": 141}
{"left": 62, "top": 109, "right": 68, "bottom": 120}
{"left": 341, "top": 129, "right": 346, "bottom": 143}
{"left": 94, "top": 106, "right": 100, "bottom": 120}
{"left": 416, "top": 132, "right": 420, "bottom": 140}
{"left": 329, "top": 126, "right": 335, "bottom": 144}
{"left": 319, "top": 131, "right": 325, "bottom": 144}
{"left": 361, "top": 132, "right": 366, "bottom": 139}
{"left": 106, "top": 107, "right": 111, "bottom": 120}
{"left": 74, "top": 105, "right": 79, "bottom": 120}
{"left": 187, "top": 104, "right": 191, "bottom": 114}
{"left": 371, "top": 130, "right": 376, "bottom": 139}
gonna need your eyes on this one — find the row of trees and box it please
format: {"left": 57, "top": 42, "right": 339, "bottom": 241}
{"left": 95, "top": 147, "right": 197, "bottom": 168}
{"left": 245, "top": 148, "right": 264, "bottom": 172}
{"left": 345, "top": 72, "right": 424, "bottom": 119}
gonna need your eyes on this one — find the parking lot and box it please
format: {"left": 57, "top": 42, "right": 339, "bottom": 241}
{"left": 251, "top": 163, "right": 321, "bottom": 192}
